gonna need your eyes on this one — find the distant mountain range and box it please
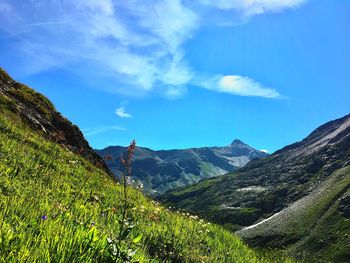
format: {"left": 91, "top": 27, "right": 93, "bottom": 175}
{"left": 96, "top": 139, "right": 268, "bottom": 194}
{"left": 160, "top": 114, "right": 350, "bottom": 262}
{"left": 2, "top": 67, "right": 349, "bottom": 262}
{"left": 1, "top": 68, "right": 279, "bottom": 262}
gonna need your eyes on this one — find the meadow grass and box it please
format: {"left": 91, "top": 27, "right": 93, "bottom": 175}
{"left": 0, "top": 112, "right": 294, "bottom": 262}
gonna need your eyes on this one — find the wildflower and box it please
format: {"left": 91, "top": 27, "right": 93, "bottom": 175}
{"left": 41, "top": 215, "right": 48, "bottom": 220}
{"left": 140, "top": 205, "right": 146, "bottom": 212}
{"left": 91, "top": 221, "right": 96, "bottom": 226}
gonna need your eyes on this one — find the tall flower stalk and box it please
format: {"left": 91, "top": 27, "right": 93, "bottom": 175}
{"left": 116, "top": 139, "right": 136, "bottom": 258}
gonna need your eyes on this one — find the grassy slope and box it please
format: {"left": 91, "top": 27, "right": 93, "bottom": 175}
{"left": 0, "top": 110, "right": 293, "bottom": 262}
{"left": 289, "top": 188, "right": 350, "bottom": 262}
{"left": 0, "top": 68, "right": 107, "bottom": 172}
{"left": 237, "top": 166, "right": 350, "bottom": 262}
{"left": 161, "top": 165, "right": 350, "bottom": 262}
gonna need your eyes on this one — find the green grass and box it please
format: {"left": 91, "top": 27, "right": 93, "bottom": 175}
{"left": 287, "top": 169, "right": 350, "bottom": 262}
{"left": 234, "top": 166, "right": 350, "bottom": 262}
{"left": 290, "top": 193, "right": 350, "bottom": 262}
{"left": 0, "top": 68, "right": 55, "bottom": 117}
{"left": 0, "top": 111, "right": 294, "bottom": 262}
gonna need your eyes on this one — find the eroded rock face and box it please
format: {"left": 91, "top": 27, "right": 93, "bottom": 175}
{"left": 0, "top": 68, "right": 109, "bottom": 173}
{"left": 338, "top": 193, "right": 350, "bottom": 218}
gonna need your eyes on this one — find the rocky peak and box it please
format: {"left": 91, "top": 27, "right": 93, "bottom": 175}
{"left": 230, "top": 139, "right": 247, "bottom": 146}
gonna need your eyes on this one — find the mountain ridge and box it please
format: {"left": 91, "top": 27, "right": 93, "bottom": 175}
{"left": 0, "top": 67, "right": 293, "bottom": 262}
{"left": 96, "top": 140, "right": 268, "bottom": 194}
{"left": 160, "top": 113, "right": 350, "bottom": 262}
{"left": 0, "top": 67, "right": 109, "bottom": 173}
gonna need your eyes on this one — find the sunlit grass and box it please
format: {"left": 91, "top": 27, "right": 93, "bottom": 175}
{"left": 0, "top": 113, "right": 294, "bottom": 262}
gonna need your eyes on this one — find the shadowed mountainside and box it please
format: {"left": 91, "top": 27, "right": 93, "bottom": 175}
{"left": 160, "top": 113, "right": 350, "bottom": 262}
{"left": 96, "top": 139, "right": 268, "bottom": 194}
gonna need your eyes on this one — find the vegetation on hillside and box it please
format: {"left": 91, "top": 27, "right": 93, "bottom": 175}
{"left": 0, "top": 108, "right": 293, "bottom": 262}
{"left": 160, "top": 114, "right": 350, "bottom": 263}
{"left": 0, "top": 68, "right": 107, "bottom": 171}
{"left": 96, "top": 139, "right": 267, "bottom": 195}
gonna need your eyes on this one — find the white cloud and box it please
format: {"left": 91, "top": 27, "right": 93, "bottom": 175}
{"left": 0, "top": 0, "right": 307, "bottom": 98}
{"left": 0, "top": 0, "right": 198, "bottom": 97}
{"left": 83, "top": 126, "right": 126, "bottom": 136}
{"left": 198, "top": 0, "right": 307, "bottom": 16}
{"left": 162, "top": 85, "right": 188, "bottom": 99}
{"left": 260, "top": 149, "right": 269, "bottom": 153}
{"left": 115, "top": 106, "right": 132, "bottom": 118}
{"left": 199, "top": 75, "right": 281, "bottom": 98}
{"left": 128, "top": 0, "right": 199, "bottom": 54}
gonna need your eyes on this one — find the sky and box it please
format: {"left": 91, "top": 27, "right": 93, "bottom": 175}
{"left": 0, "top": 0, "right": 349, "bottom": 153}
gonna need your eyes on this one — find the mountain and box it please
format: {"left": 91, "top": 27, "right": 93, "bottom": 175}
{"left": 0, "top": 68, "right": 291, "bottom": 262}
{"left": 96, "top": 139, "right": 268, "bottom": 194}
{"left": 0, "top": 68, "right": 108, "bottom": 172}
{"left": 160, "top": 114, "right": 350, "bottom": 262}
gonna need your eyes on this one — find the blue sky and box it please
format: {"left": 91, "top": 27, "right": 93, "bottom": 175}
{"left": 0, "top": 0, "right": 349, "bottom": 152}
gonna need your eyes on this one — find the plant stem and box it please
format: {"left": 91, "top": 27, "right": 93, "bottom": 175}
{"left": 116, "top": 139, "right": 135, "bottom": 259}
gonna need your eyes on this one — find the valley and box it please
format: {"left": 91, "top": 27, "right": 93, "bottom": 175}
{"left": 161, "top": 113, "right": 350, "bottom": 262}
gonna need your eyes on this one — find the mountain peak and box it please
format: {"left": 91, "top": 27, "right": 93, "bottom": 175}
{"left": 230, "top": 139, "right": 246, "bottom": 146}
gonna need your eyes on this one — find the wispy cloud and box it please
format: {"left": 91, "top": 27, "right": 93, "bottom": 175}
{"left": 260, "top": 149, "right": 269, "bottom": 153}
{"left": 82, "top": 126, "right": 126, "bottom": 136}
{"left": 198, "top": 0, "right": 307, "bottom": 16}
{"left": 198, "top": 75, "right": 281, "bottom": 98}
{"left": 115, "top": 106, "right": 132, "bottom": 118}
{"left": 27, "top": 21, "right": 69, "bottom": 27}
{"left": 0, "top": 0, "right": 308, "bottom": 98}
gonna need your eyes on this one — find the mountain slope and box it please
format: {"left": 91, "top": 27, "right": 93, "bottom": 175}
{"left": 161, "top": 114, "right": 350, "bottom": 262}
{"left": 0, "top": 68, "right": 292, "bottom": 262}
{"left": 0, "top": 68, "right": 108, "bottom": 172}
{"left": 96, "top": 139, "right": 267, "bottom": 194}
{"left": 237, "top": 165, "right": 350, "bottom": 261}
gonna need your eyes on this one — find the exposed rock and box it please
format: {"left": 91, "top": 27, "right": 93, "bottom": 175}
{"left": 160, "top": 113, "right": 350, "bottom": 261}
{"left": 0, "top": 68, "right": 109, "bottom": 173}
{"left": 96, "top": 140, "right": 268, "bottom": 194}
{"left": 338, "top": 193, "right": 350, "bottom": 218}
